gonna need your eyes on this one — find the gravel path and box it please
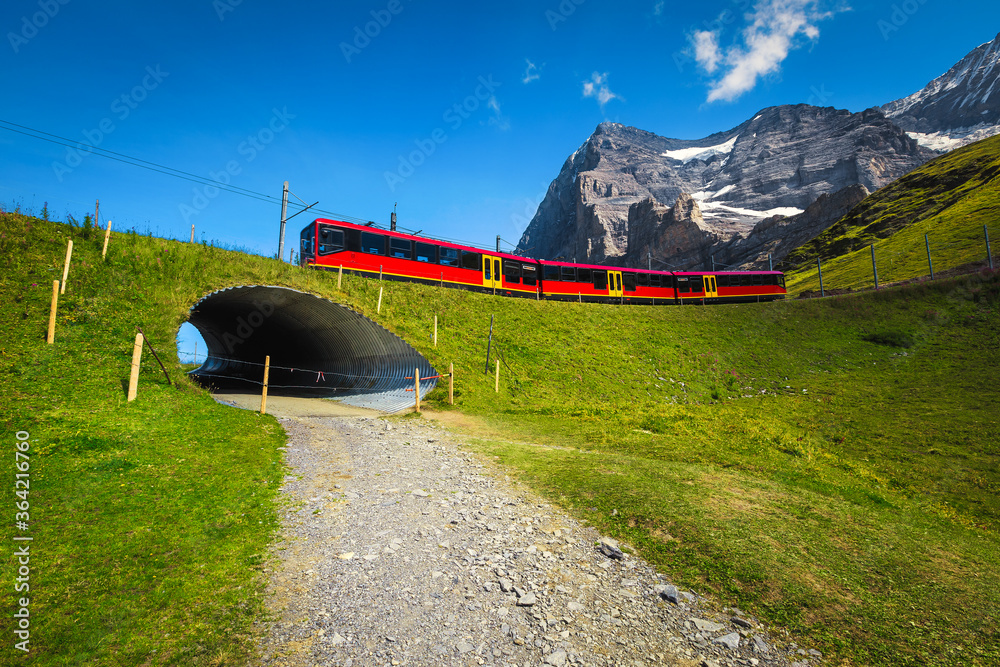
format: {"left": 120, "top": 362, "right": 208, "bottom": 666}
{"left": 255, "top": 414, "right": 822, "bottom": 667}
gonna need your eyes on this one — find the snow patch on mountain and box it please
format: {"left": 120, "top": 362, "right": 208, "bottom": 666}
{"left": 662, "top": 136, "right": 738, "bottom": 164}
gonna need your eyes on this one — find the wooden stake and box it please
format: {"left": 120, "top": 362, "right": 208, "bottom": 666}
{"left": 127, "top": 332, "right": 143, "bottom": 401}
{"left": 449, "top": 362, "right": 454, "bottom": 405}
{"left": 433, "top": 315, "right": 438, "bottom": 347}
{"left": 101, "top": 220, "right": 113, "bottom": 259}
{"left": 46, "top": 280, "right": 59, "bottom": 344}
{"left": 94, "top": 199, "right": 100, "bottom": 230}
{"left": 60, "top": 239, "right": 73, "bottom": 294}
{"left": 190, "top": 224, "right": 195, "bottom": 243}
{"left": 338, "top": 264, "right": 343, "bottom": 289}
{"left": 260, "top": 355, "right": 270, "bottom": 414}
{"left": 414, "top": 367, "right": 421, "bottom": 413}
{"left": 495, "top": 359, "right": 500, "bottom": 393}
{"left": 377, "top": 286, "right": 383, "bottom": 314}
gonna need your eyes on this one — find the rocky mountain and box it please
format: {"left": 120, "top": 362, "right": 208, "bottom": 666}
{"left": 516, "top": 107, "right": 930, "bottom": 266}
{"left": 516, "top": 32, "right": 1000, "bottom": 270}
{"left": 882, "top": 31, "right": 1000, "bottom": 151}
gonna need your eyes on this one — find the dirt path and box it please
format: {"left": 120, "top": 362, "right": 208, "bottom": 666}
{"left": 244, "top": 398, "right": 817, "bottom": 667}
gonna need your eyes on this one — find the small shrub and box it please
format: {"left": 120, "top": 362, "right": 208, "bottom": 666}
{"left": 862, "top": 331, "right": 915, "bottom": 348}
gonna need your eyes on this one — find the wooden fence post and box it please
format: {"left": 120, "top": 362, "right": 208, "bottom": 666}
{"left": 414, "top": 367, "right": 421, "bottom": 413}
{"left": 190, "top": 224, "right": 195, "bottom": 243}
{"left": 495, "top": 360, "right": 500, "bottom": 393}
{"left": 433, "top": 315, "right": 438, "bottom": 348}
{"left": 47, "top": 280, "right": 59, "bottom": 344}
{"left": 127, "top": 333, "right": 143, "bottom": 401}
{"left": 377, "top": 286, "right": 383, "bottom": 314}
{"left": 338, "top": 264, "right": 343, "bottom": 289}
{"left": 102, "top": 220, "right": 113, "bottom": 259}
{"left": 260, "top": 356, "right": 270, "bottom": 414}
{"left": 449, "top": 362, "right": 454, "bottom": 405}
{"left": 61, "top": 239, "right": 73, "bottom": 294}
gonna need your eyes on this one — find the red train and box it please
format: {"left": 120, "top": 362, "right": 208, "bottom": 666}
{"left": 299, "top": 218, "right": 786, "bottom": 304}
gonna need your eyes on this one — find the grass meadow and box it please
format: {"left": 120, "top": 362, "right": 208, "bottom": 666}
{"left": 1, "top": 206, "right": 998, "bottom": 665}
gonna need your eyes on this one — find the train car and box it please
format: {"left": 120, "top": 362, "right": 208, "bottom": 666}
{"left": 300, "top": 218, "right": 542, "bottom": 298}
{"left": 710, "top": 271, "right": 786, "bottom": 303}
{"left": 538, "top": 261, "right": 679, "bottom": 304}
{"left": 299, "top": 218, "right": 786, "bottom": 304}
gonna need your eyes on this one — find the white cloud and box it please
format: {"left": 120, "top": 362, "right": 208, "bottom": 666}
{"left": 692, "top": 30, "right": 721, "bottom": 74}
{"left": 699, "top": 0, "right": 841, "bottom": 103}
{"left": 653, "top": 1, "right": 664, "bottom": 16}
{"left": 522, "top": 59, "right": 541, "bottom": 84}
{"left": 582, "top": 72, "right": 621, "bottom": 109}
{"left": 487, "top": 95, "right": 510, "bottom": 131}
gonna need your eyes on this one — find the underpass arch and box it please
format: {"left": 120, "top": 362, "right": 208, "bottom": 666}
{"left": 185, "top": 286, "right": 437, "bottom": 413}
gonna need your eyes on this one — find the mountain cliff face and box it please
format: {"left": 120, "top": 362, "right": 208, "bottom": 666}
{"left": 515, "top": 107, "right": 930, "bottom": 265}
{"left": 882, "top": 31, "right": 1000, "bottom": 149}
{"left": 516, "top": 32, "right": 1000, "bottom": 270}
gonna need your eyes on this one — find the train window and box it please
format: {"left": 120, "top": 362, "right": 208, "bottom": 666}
{"left": 650, "top": 274, "right": 661, "bottom": 287}
{"left": 593, "top": 271, "right": 608, "bottom": 290}
{"left": 439, "top": 247, "right": 459, "bottom": 267}
{"left": 752, "top": 274, "right": 763, "bottom": 286}
{"left": 623, "top": 273, "right": 636, "bottom": 291}
{"left": 484, "top": 258, "right": 491, "bottom": 280}
{"left": 345, "top": 229, "right": 361, "bottom": 252}
{"left": 390, "top": 237, "right": 412, "bottom": 260}
{"left": 717, "top": 275, "right": 729, "bottom": 287}
{"left": 678, "top": 278, "right": 690, "bottom": 293}
{"left": 503, "top": 260, "right": 521, "bottom": 284}
{"left": 740, "top": 275, "right": 752, "bottom": 286}
{"left": 318, "top": 228, "right": 344, "bottom": 255}
{"left": 637, "top": 273, "right": 649, "bottom": 287}
{"left": 560, "top": 267, "right": 576, "bottom": 281}
{"left": 361, "top": 232, "right": 385, "bottom": 255}
{"left": 576, "top": 268, "right": 592, "bottom": 283}
{"left": 691, "top": 277, "right": 703, "bottom": 292}
{"left": 522, "top": 264, "right": 537, "bottom": 286}
{"left": 543, "top": 265, "right": 560, "bottom": 281}
{"left": 617, "top": 274, "right": 622, "bottom": 291}
{"left": 778, "top": 275, "right": 785, "bottom": 287}
{"left": 461, "top": 251, "right": 481, "bottom": 270}
{"left": 415, "top": 242, "right": 437, "bottom": 263}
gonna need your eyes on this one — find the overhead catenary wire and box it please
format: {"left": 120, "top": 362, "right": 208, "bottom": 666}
{"left": 0, "top": 119, "right": 501, "bottom": 252}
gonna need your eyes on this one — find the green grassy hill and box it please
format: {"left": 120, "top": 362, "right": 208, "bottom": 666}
{"left": 784, "top": 134, "right": 1000, "bottom": 295}
{"left": 2, "top": 206, "right": 998, "bottom": 666}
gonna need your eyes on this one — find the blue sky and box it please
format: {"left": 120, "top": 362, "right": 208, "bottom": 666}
{"left": 2, "top": 0, "right": 998, "bottom": 258}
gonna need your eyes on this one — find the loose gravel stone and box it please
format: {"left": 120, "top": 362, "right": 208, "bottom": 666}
{"left": 254, "top": 413, "right": 817, "bottom": 666}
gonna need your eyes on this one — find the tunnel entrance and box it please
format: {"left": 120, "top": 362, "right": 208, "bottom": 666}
{"left": 185, "top": 286, "right": 438, "bottom": 413}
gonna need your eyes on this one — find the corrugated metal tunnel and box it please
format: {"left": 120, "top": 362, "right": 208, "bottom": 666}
{"left": 186, "top": 286, "right": 437, "bottom": 413}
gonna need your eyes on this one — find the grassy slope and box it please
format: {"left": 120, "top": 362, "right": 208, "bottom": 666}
{"left": 784, "top": 134, "right": 1000, "bottom": 295}
{"left": 2, "top": 208, "right": 998, "bottom": 666}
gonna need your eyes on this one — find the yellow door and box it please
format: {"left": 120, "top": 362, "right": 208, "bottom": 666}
{"left": 483, "top": 255, "right": 501, "bottom": 290}
{"left": 609, "top": 271, "right": 623, "bottom": 298}
{"left": 705, "top": 275, "right": 719, "bottom": 299}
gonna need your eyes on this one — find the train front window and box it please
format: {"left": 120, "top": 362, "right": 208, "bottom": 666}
{"left": 318, "top": 227, "right": 344, "bottom": 255}
{"left": 300, "top": 225, "right": 314, "bottom": 256}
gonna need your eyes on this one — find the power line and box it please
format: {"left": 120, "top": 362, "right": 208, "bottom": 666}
{"left": 0, "top": 118, "right": 499, "bottom": 251}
